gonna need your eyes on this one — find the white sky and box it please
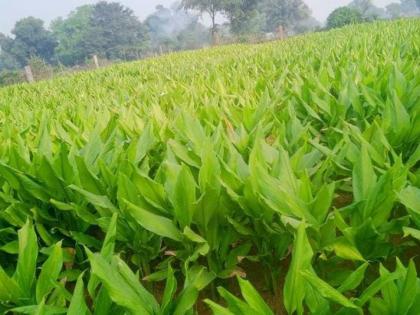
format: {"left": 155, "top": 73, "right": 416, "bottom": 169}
{"left": 0, "top": 0, "right": 396, "bottom": 34}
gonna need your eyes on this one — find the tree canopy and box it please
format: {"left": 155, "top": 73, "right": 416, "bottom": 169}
{"left": 181, "top": 0, "right": 316, "bottom": 37}
{"left": 146, "top": 3, "right": 209, "bottom": 51}
{"left": 181, "top": 0, "right": 227, "bottom": 38}
{"left": 326, "top": 7, "right": 363, "bottom": 29}
{"left": 85, "top": 1, "right": 149, "bottom": 60}
{"left": 348, "top": 0, "right": 386, "bottom": 20}
{"left": 261, "top": 0, "right": 312, "bottom": 33}
{"left": 0, "top": 17, "right": 57, "bottom": 68}
{"left": 51, "top": 5, "right": 93, "bottom": 66}
{"left": 51, "top": 2, "right": 149, "bottom": 65}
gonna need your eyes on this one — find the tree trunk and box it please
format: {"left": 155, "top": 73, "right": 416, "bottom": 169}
{"left": 210, "top": 11, "right": 218, "bottom": 45}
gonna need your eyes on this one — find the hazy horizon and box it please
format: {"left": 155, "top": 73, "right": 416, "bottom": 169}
{"left": 0, "top": 0, "right": 395, "bottom": 34}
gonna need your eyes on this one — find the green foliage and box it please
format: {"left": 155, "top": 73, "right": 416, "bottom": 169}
{"left": 85, "top": 1, "right": 150, "bottom": 60}
{"left": 0, "top": 17, "right": 57, "bottom": 67}
{"left": 386, "top": 0, "right": 420, "bottom": 18}
{"left": 0, "top": 69, "right": 24, "bottom": 87}
{"left": 326, "top": 6, "right": 364, "bottom": 29}
{"left": 50, "top": 5, "right": 94, "bottom": 66}
{"left": 0, "top": 19, "right": 419, "bottom": 315}
{"left": 2, "top": 2, "right": 150, "bottom": 70}
{"left": 181, "top": 0, "right": 227, "bottom": 35}
{"left": 206, "top": 277, "right": 274, "bottom": 314}
{"left": 145, "top": 4, "right": 210, "bottom": 52}
{"left": 349, "top": 0, "right": 387, "bottom": 20}
{"left": 222, "top": 0, "right": 263, "bottom": 35}
{"left": 52, "top": 1, "right": 150, "bottom": 63}
{"left": 259, "top": 0, "right": 312, "bottom": 33}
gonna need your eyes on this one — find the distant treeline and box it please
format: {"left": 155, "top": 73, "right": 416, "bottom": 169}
{"left": 0, "top": 0, "right": 419, "bottom": 86}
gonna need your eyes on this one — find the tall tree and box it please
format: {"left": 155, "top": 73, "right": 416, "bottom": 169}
{"left": 326, "top": 6, "right": 363, "bottom": 29}
{"left": 223, "top": 0, "right": 263, "bottom": 35}
{"left": 175, "top": 21, "right": 210, "bottom": 50}
{"left": 381, "top": 0, "right": 418, "bottom": 19}
{"left": 0, "top": 34, "right": 19, "bottom": 70}
{"left": 0, "top": 17, "right": 57, "bottom": 68}
{"left": 400, "top": 0, "right": 420, "bottom": 15}
{"left": 208, "top": 0, "right": 314, "bottom": 36}
{"left": 260, "top": 0, "right": 312, "bottom": 33}
{"left": 51, "top": 5, "right": 94, "bottom": 66}
{"left": 145, "top": 3, "right": 209, "bottom": 51}
{"left": 146, "top": 5, "right": 175, "bottom": 43}
{"left": 348, "top": 0, "right": 386, "bottom": 20}
{"left": 386, "top": 2, "right": 403, "bottom": 18}
{"left": 181, "top": 0, "right": 226, "bottom": 41}
{"left": 84, "top": 1, "right": 149, "bottom": 60}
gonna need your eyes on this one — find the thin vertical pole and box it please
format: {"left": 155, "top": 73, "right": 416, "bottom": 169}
{"left": 93, "top": 55, "right": 100, "bottom": 69}
{"left": 24, "top": 65, "right": 34, "bottom": 83}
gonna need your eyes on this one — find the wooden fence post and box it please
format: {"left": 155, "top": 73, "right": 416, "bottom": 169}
{"left": 276, "top": 25, "right": 285, "bottom": 40}
{"left": 24, "top": 65, "right": 34, "bottom": 83}
{"left": 93, "top": 55, "right": 100, "bottom": 69}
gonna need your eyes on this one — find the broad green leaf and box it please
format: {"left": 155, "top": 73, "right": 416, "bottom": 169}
{"left": 0, "top": 162, "right": 21, "bottom": 189}
{"left": 397, "top": 260, "right": 417, "bottom": 315}
{"left": 197, "top": 145, "right": 221, "bottom": 228}
{"left": 87, "top": 251, "right": 158, "bottom": 314}
{"left": 357, "top": 269, "right": 400, "bottom": 306}
{"left": 338, "top": 263, "right": 369, "bottom": 293}
{"left": 184, "top": 265, "right": 215, "bottom": 291}
{"left": 129, "top": 123, "right": 156, "bottom": 164}
{"left": 199, "top": 145, "right": 221, "bottom": 193}
{"left": 75, "top": 155, "right": 105, "bottom": 195}
{"left": 204, "top": 300, "right": 236, "bottom": 315}
{"left": 68, "top": 273, "right": 89, "bottom": 315}
{"left": 101, "top": 213, "right": 118, "bottom": 259}
{"left": 301, "top": 271, "right": 359, "bottom": 309}
{"left": 173, "top": 287, "right": 199, "bottom": 315}
{"left": 93, "top": 286, "right": 113, "bottom": 315}
{"left": 403, "top": 227, "right": 420, "bottom": 241}
{"left": 237, "top": 277, "right": 274, "bottom": 315}
{"left": 168, "top": 140, "right": 200, "bottom": 168}
{"left": 217, "top": 286, "right": 255, "bottom": 314}
{"left": 36, "top": 241, "right": 63, "bottom": 303}
{"left": 37, "top": 156, "right": 66, "bottom": 200}
{"left": 398, "top": 186, "right": 420, "bottom": 214}
{"left": 17, "top": 173, "right": 51, "bottom": 202}
{"left": 352, "top": 144, "right": 376, "bottom": 203}
{"left": 10, "top": 301, "right": 67, "bottom": 314}
{"left": 37, "top": 114, "right": 52, "bottom": 159}
{"left": 0, "top": 240, "right": 19, "bottom": 254}
{"left": 172, "top": 164, "right": 196, "bottom": 228}
{"left": 284, "top": 223, "right": 313, "bottom": 315}
{"left": 332, "top": 238, "right": 365, "bottom": 261}
{"left": 88, "top": 213, "right": 118, "bottom": 296}
{"left": 132, "top": 171, "right": 168, "bottom": 211}
{"left": 312, "top": 182, "right": 335, "bottom": 224}
{"left": 0, "top": 265, "right": 22, "bottom": 301}
{"left": 183, "top": 226, "right": 207, "bottom": 243}
{"left": 69, "top": 184, "right": 117, "bottom": 215}
{"left": 161, "top": 265, "right": 177, "bottom": 312}
{"left": 124, "top": 199, "right": 183, "bottom": 241}
{"left": 14, "top": 220, "right": 38, "bottom": 297}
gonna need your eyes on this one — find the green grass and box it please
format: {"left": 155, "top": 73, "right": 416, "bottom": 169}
{"left": 0, "top": 19, "right": 419, "bottom": 315}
